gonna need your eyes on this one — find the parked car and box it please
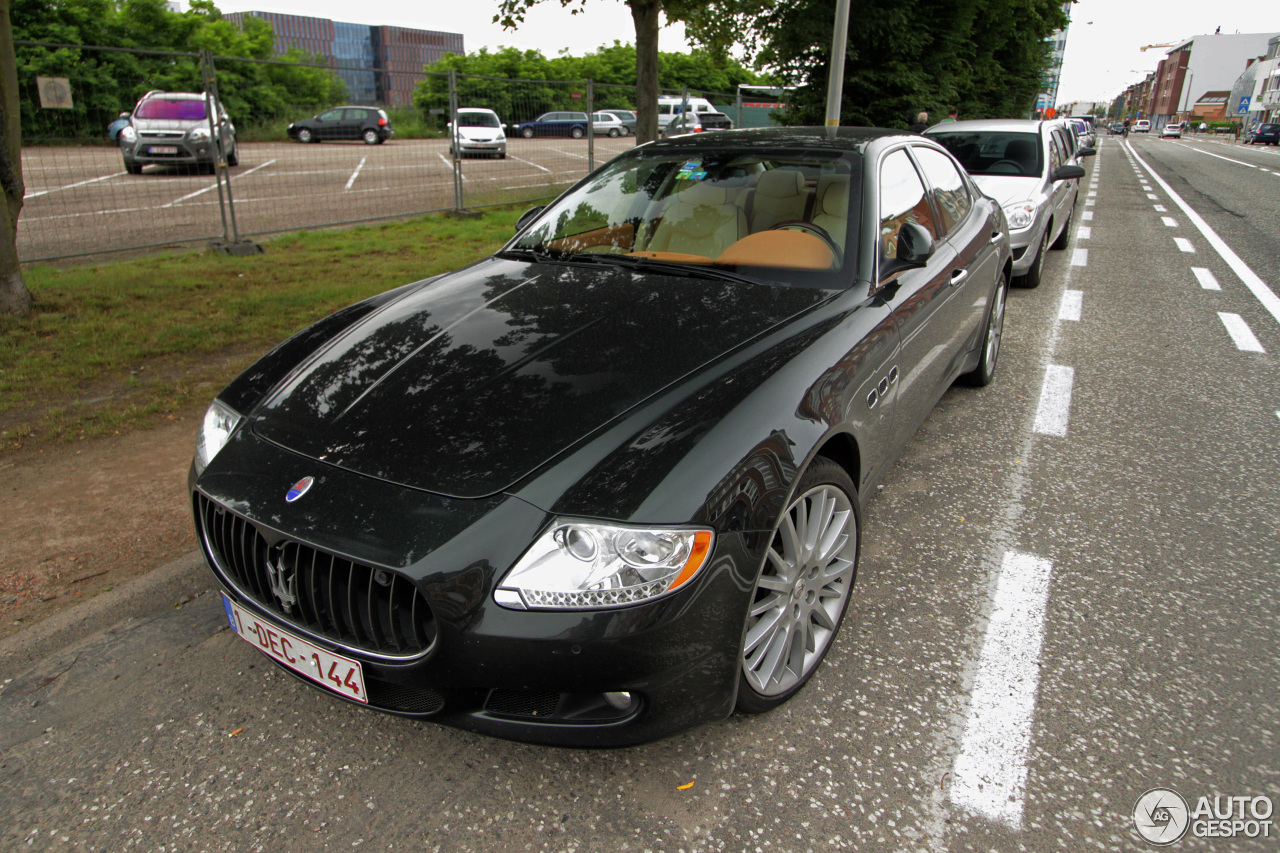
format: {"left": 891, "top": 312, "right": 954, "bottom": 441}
{"left": 191, "top": 126, "right": 1011, "bottom": 747}
{"left": 658, "top": 96, "right": 734, "bottom": 130}
{"left": 928, "top": 118, "right": 1093, "bottom": 288}
{"left": 591, "top": 111, "right": 626, "bottom": 137}
{"left": 449, "top": 108, "right": 507, "bottom": 158}
{"left": 1161, "top": 122, "right": 1183, "bottom": 139}
{"left": 599, "top": 109, "right": 636, "bottom": 135}
{"left": 660, "top": 111, "right": 703, "bottom": 137}
{"left": 288, "top": 106, "right": 392, "bottom": 145}
{"left": 516, "top": 111, "right": 590, "bottom": 138}
{"left": 1133, "top": 120, "right": 1151, "bottom": 133}
{"left": 118, "top": 90, "right": 237, "bottom": 174}
{"left": 1068, "top": 117, "right": 1096, "bottom": 149}
{"left": 1244, "top": 123, "right": 1279, "bottom": 145}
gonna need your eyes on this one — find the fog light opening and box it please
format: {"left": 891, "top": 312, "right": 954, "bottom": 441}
{"left": 603, "top": 691, "right": 633, "bottom": 711}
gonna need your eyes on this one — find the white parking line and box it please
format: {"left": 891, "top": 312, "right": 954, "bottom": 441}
{"left": 1192, "top": 268, "right": 1221, "bottom": 291}
{"left": 509, "top": 155, "right": 552, "bottom": 174}
{"left": 1218, "top": 313, "right": 1266, "bottom": 352}
{"left": 950, "top": 550, "right": 1054, "bottom": 829}
{"left": 161, "top": 159, "right": 276, "bottom": 209}
{"left": 1175, "top": 237, "right": 1195, "bottom": 253}
{"left": 1032, "top": 364, "right": 1074, "bottom": 437}
{"left": 1059, "top": 290, "right": 1083, "bottom": 321}
{"left": 24, "top": 171, "right": 126, "bottom": 199}
{"left": 1071, "top": 248, "right": 1088, "bottom": 266}
{"left": 344, "top": 156, "right": 367, "bottom": 191}
{"left": 1127, "top": 141, "right": 1280, "bottom": 327}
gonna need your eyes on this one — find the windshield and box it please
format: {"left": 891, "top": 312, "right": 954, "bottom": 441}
{"left": 135, "top": 98, "right": 208, "bottom": 121}
{"left": 506, "top": 146, "right": 860, "bottom": 285}
{"left": 927, "top": 131, "right": 1043, "bottom": 178}
{"left": 458, "top": 112, "right": 500, "bottom": 128}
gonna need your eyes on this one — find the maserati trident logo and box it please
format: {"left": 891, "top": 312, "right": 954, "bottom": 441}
{"left": 265, "top": 545, "right": 299, "bottom": 615}
{"left": 285, "top": 476, "right": 314, "bottom": 502}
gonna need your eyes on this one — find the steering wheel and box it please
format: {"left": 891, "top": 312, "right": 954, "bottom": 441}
{"left": 769, "top": 221, "right": 842, "bottom": 265}
{"left": 986, "top": 160, "right": 1023, "bottom": 174}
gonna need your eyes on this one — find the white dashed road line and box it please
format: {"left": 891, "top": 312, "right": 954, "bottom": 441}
{"left": 1218, "top": 312, "right": 1267, "bottom": 352}
{"left": 1059, "top": 289, "right": 1083, "bottom": 321}
{"left": 1161, "top": 216, "right": 1178, "bottom": 227}
{"left": 1033, "top": 365, "right": 1075, "bottom": 437}
{"left": 1175, "top": 237, "right": 1195, "bottom": 253}
{"left": 950, "top": 550, "right": 1055, "bottom": 828}
{"left": 1192, "top": 268, "right": 1221, "bottom": 291}
{"left": 1071, "top": 248, "right": 1088, "bottom": 266}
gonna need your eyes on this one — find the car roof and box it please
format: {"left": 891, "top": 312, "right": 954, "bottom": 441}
{"left": 925, "top": 119, "right": 1051, "bottom": 133}
{"left": 646, "top": 126, "right": 917, "bottom": 153}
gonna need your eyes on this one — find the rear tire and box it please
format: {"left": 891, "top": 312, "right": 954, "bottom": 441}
{"left": 363, "top": 129, "right": 378, "bottom": 145}
{"left": 571, "top": 127, "right": 584, "bottom": 139}
{"left": 961, "top": 271, "right": 1008, "bottom": 387}
{"left": 736, "top": 458, "right": 859, "bottom": 714}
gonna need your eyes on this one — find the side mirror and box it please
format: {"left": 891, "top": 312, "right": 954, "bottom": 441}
{"left": 896, "top": 223, "right": 934, "bottom": 266}
{"left": 1052, "top": 165, "right": 1087, "bottom": 181}
{"left": 1077, "top": 147, "right": 1096, "bottom": 157}
{"left": 515, "top": 206, "right": 545, "bottom": 233}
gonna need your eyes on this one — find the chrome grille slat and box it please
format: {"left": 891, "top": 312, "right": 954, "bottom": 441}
{"left": 195, "top": 493, "right": 436, "bottom": 659}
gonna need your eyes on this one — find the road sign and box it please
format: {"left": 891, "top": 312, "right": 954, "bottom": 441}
{"left": 1238, "top": 96, "right": 1251, "bottom": 114}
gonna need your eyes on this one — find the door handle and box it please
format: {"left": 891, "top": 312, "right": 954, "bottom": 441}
{"left": 989, "top": 231, "right": 1003, "bottom": 245}
{"left": 950, "top": 269, "right": 968, "bottom": 287}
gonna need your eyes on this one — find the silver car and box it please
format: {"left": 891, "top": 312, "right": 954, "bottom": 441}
{"left": 118, "top": 90, "right": 237, "bottom": 175}
{"left": 927, "top": 119, "right": 1092, "bottom": 288}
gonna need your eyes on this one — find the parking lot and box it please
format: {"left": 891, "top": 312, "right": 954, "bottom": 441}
{"left": 18, "top": 136, "right": 639, "bottom": 261}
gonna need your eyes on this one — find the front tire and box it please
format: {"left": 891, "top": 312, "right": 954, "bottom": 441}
{"left": 1050, "top": 204, "right": 1074, "bottom": 250}
{"left": 737, "top": 458, "right": 859, "bottom": 714}
{"left": 297, "top": 128, "right": 313, "bottom": 144}
{"left": 123, "top": 158, "right": 143, "bottom": 175}
{"left": 521, "top": 127, "right": 534, "bottom": 139}
{"left": 226, "top": 144, "right": 239, "bottom": 167}
{"left": 1017, "top": 227, "right": 1049, "bottom": 289}
{"left": 961, "top": 271, "right": 1008, "bottom": 387}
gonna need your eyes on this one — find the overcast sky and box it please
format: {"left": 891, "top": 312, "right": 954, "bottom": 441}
{"left": 210, "top": 0, "right": 1279, "bottom": 107}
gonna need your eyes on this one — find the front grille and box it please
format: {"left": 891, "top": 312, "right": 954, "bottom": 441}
{"left": 196, "top": 493, "right": 436, "bottom": 659}
{"left": 367, "top": 679, "right": 445, "bottom": 714}
{"left": 485, "top": 689, "right": 562, "bottom": 718}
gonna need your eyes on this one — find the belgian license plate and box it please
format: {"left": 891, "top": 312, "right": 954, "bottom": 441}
{"left": 149, "top": 145, "right": 178, "bottom": 154}
{"left": 222, "top": 594, "right": 367, "bottom": 704}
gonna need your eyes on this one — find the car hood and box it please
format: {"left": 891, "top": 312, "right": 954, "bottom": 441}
{"left": 252, "top": 257, "right": 832, "bottom": 499}
{"left": 970, "top": 175, "right": 1042, "bottom": 207}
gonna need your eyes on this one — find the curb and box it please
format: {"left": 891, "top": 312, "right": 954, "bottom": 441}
{"left": 0, "top": 551, "right": 212, "bottom": 681}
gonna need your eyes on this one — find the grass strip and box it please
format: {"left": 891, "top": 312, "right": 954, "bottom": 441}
{"left": 1, "top": 208, "right": 524, "bottom": 452}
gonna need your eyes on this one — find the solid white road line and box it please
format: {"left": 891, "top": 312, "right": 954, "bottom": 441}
{"left": 1127, "top": 141, "right": 1280, "bottom": 327}
{"left": 1179, "top": 144, "right": 1261, "bottom": 169}
{"left": 1059, "top": 290, "right": 1083, "bottom": 322}
{"left": 1033, "top": 364, "right": 1074, "bottom": 437}
{"left": 1071, "top": 248, "right": 1088, "bottom": 266}
{"left": 1175, "top": 237, "right": 1195, "bottom": 253}
{"left": 950, "top": 550, "right": 1055, "bottom": 829}
{"left": 1192, "top": 268, "right": 1221, "bottom": 291}
{"left": 1218, "top": 312, "right": 1266, "bottom": 352}
{"left": 344, "top": 156, "right": 367, "bottom": 191}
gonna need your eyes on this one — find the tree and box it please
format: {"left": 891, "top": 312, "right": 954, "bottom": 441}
{"left": 1, "top": 0, "right": 32, "bottom": 317}
{"left": 756, "top": 0, "right": 1068, "bottom": 128}
{"left": 494, "top": 0, "right": 757, "bottom": 144}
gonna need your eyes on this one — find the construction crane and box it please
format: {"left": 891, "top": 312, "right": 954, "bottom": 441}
{"left": 1139, "top": 42, "right": 1176, "bottom": 51}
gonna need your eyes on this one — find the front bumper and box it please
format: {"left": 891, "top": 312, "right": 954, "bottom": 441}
{"left": 191, "top": 429, "right": 754, "bottom": 746}
{"left": 1008, "top": 217, "right": 1049, "bottom": 275}
{"left": 123, "top": 136, "right": 217, "bottom": 166}
{"left": 458, "top": 138, "right": 506, "bottom": 155}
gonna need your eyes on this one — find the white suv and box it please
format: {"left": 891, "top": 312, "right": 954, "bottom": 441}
{"left": 1133, "top": 120, "right": 1151, "bottom": 133}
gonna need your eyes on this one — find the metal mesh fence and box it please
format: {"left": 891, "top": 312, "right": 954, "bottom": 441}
{"left": 18, "top": 41, "right": 779, "bottom": 262}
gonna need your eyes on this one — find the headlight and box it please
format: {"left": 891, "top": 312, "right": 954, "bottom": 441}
{"left": 1002, "top": 201, "right": 1037, "bottom": 231}
{"left": 496, "top": 522, "right": 714, "bottom": 610}
{"left": 194, "top": 399, "right": 242, "bottom": 474}
{"left": 189, "top": 127, "right": 211, "bottom": 142}
{"left": 118, "top": 126, "right": 136, "bottom": 143}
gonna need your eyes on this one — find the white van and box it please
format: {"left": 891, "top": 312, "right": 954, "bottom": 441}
{"left": 657, "top": 96, "right": 733, "bottom": 130}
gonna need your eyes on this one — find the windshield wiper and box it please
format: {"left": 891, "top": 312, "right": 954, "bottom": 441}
{"left": 495, "top": 246, "right": 574, "bottom": 265}
{"left": 571, "top": 253, "right": 762, "bottom": 285}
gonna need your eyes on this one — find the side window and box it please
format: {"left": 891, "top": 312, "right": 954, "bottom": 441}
{"left": 345, "top": 109, "right": 367, "bottom": 121}
{"left": 879, "top": 149, "right": 937, "bottom": 262}
{"left": 319, "top": 109, "right": 343, "bottom": 121}
{"left": 912, "top": 147, "right": 972, "bottom": 236}
{"left": 1048, "top": 131, "right": 1065, "bottom": 172}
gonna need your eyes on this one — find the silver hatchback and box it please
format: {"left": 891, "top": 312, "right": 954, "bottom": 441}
{"left": 926, "top": 119, "right": 1092, "bottom": 288}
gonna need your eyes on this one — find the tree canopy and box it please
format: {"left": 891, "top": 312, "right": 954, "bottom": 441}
{"left": 754, "top": 0, "right": 1069, "bottom": 127}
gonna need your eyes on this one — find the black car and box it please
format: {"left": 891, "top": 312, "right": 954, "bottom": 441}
{"left": 191, "top": 127, "right": 1012, "bottom": 746}
{"left": 1245, "top": 123, "right": 1279, "bottom": 145}
{"left": 288, "top": 106, "right": 393, "bottom": 144}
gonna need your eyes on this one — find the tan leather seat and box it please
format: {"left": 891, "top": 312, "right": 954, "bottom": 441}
{"left": 812, "top": 176, "right": 850, "bottom": 251}
{"left": 645, "top": 182, "right": 747, "bottom": 259}
{"left": 750, "top": 169, "right": 808, "bottom": 232}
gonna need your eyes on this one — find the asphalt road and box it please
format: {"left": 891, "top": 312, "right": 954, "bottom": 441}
{"left": 18, "top": 136, "right": 636, "bottom": 261}
{"left": 1, "top": 134, "right": 1277, "bottom": 852}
